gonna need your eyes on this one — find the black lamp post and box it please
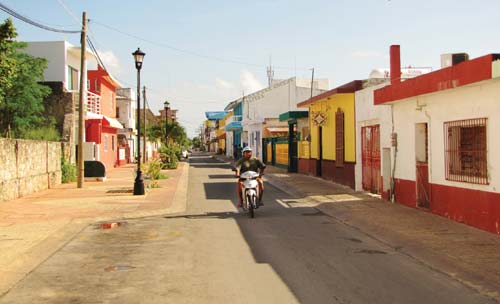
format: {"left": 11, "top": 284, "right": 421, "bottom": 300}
{"left": 133, "top": 47, "right": 145, "bottom": 195}
{"left": 163, "top": 101, "right": 170, "bottom": 144}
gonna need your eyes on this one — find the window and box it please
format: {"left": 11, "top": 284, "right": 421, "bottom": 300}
{"left": 335, "top": 108, "right": 345, "bottom": 167}
{"left": 112, "top": 136, "right": 115, "bottom": 151}
{"left": 110, "top": 92, "right": 114, "bottom": 111}
{"left": 104, "top": 135, "right": 109, "bottom": 151}
{"left": 95, "top": 80, "right": 100, "bottom": 92}
{"left": 116, "top": 107, "right": 120, "bottom": 118}
{"left": 444, "top": 118, "right": 487, "bottom": 184}
{"left": 67, "top": 66, "right": 79, "bottom": 90}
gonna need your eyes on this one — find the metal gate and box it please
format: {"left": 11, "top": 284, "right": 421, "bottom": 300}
{"left": 361, "top": 125, "right": 381, "bottom": 194}
{"left": 288, "top": 123, "right": 298, "bottom": 173}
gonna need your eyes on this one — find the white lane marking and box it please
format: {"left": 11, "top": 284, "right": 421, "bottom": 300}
{"left": 275, "top": 199, "right": 290, "bottom": 208}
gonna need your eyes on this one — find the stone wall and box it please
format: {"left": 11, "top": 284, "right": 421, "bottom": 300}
{"left": 42, "top": 82, "right": 77, "bottom": 164}
{"left": 0, "top": 138, "right": 62, "bottom": 202}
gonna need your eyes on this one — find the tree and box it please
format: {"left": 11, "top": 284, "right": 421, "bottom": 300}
{"left": 0, "top": 18, "right": 51, "bottom": 138}
{"left": 192, "top": 136, "right": 201, "bottom": 148}
{"left": 165, "top": 121, "right": 188, "bottom": 147}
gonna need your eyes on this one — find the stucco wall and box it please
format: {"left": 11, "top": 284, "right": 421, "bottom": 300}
{"left": 24, "top": 41, "right": 66, "bottom": 83}
{"left": 0, "top": 139, "right": 62, "bottom": 202}
{"left": 354, "top": 82, "right": 392, "bottom": 191}
{"left": 393, "top": 77, "right": 500, "bottom": 193}
{"left": 309, "top": 94, "right": 356, "bottom": 162}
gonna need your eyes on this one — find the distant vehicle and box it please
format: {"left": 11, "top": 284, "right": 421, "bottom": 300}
{"left": 182, "top": 150, "right": 189, "bottom": 159}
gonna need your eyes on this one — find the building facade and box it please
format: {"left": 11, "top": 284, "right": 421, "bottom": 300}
{"left": 373, "top": 45, "right": 500, "bottom": 234}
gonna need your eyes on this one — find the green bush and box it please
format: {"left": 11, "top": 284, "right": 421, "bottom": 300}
{"left": 20, "top": 125, "right": 61, "bottom": 141}
{"left": 159, "top": 145, "right": 179, "bottom": 169}
{"left": 61, "top": 158, "right": 76, "bottom": 183}
{"left": 144, "top": 159, "right": 168, "bottom": 188}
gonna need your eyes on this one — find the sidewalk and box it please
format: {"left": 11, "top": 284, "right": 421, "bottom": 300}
{"left": 0, "top": 161, "right": 189, "bottom": 296}
{"left": 214, "top": 154, "right": 500, "bottom": 301}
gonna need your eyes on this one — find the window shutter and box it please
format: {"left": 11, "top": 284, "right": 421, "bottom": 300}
{"left": 336, "top": 108, "right": 344, "bottom": 167}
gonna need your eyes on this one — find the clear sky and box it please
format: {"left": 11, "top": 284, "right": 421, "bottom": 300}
{"left": 2, "top": 0, "right": 500, "bottom": 137}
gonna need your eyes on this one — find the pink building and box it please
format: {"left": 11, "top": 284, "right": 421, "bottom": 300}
{"left": 85, "top": 65, "right": 124, "bottom": 170}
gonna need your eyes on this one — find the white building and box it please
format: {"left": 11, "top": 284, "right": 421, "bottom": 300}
{"left": 24, "top": 41, "right": 95, "bottom": 92}
{"left": 116, "top": 88, "right": 137, "bottom": 163}
{"left": 371, "top": 45, "right": 500, "bottom": 234}
{"left": 24, "top": 41, "right": 97, "bottom": 163}
{"left": 241, "top": 77, "right": 328, "bottom": 159}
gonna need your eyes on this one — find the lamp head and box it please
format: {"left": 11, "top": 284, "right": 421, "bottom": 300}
{"left": 132, "top": 48, "right": 145, "bottom": 70}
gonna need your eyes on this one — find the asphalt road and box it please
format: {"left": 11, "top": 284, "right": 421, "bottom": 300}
{"left": 0, "top": 155, "right": 496, "bottom": 304}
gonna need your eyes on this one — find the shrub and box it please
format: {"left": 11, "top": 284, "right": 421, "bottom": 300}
{"left": 20, "top": 125, "right": 61, "bottom": 141}
{"left": 144, "top": 158, "right": 168, "bottom": 188}
{"left": 61, "top": 158, "right": 76, "bottom": 183}
{"left": 159, "top": 145, "right": 179, "bottom": 169}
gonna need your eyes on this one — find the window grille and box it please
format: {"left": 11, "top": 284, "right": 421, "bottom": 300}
{"left": 444, "top": 118, "right": 487, "bottom": 184}
{"left": 335, "top": 108, "right": 345, "bottom": 167}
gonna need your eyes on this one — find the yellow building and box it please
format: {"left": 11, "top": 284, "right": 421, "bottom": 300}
{"left": 296, "top": 80, "right": 362, "bottom": 189}
{"left": 217, "top": 114, "right": 227, "bottom": 154}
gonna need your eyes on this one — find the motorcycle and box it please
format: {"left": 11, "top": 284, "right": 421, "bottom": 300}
{"left": 238, "top": 170, "right": 262, "bottom": 218}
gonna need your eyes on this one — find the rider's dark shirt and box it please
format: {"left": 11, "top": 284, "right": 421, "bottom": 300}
{"left": 235, "top": 157, "right": 266, "bottom": 174}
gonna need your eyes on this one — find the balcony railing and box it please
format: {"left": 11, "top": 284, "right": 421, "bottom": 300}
{"left": 226, "top": 115, "right": 242, "bottom": 124}
{"left": 86, "top": 91, "right": 101, "bottom": 114}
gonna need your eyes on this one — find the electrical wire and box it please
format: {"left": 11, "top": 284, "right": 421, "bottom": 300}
{"left": 55, "top": 0, "right": 80, "bottom": 25}
{"left": 86, "top": 37, "right": 108, "bottom": 71}
{"left": 89, "top": 19, "right": 306, "bottom": 71}
{"left": 0, "top": 2, "right": 81, "bottom": 34}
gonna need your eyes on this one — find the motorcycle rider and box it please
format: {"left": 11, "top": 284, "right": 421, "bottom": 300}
{"left": 234, "top": 146, "right": 266, "bottom": 208}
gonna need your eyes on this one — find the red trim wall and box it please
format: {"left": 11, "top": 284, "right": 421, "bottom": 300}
{"left": 298, "top": 158, "right": 316, "bottom": 176}
{"left": 430, "top": 184, "right": 500, "bottom": 234}
{"left": 393, "top": 178, "right": 417, "bottom": 208}
{"left": 321, "top": 160, "right": 355, "bottom": 189}
{"left": 374, "top": 54, "right": 496, "bottom": 105}
{"left": 392, "top": 178, "right": 500, "bottom": 234}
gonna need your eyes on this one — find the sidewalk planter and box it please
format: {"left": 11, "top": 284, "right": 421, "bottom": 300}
{"left": 297, "top": 81, "right": 362, "bottom": 189}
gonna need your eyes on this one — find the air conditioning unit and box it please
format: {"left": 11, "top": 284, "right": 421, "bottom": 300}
{"left": 441, "top": 53, "right": 469, "bottom": 68}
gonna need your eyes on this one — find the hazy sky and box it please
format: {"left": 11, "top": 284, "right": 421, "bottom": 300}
{"left": 2, "top": 0, "right": 500, "bottom": 137}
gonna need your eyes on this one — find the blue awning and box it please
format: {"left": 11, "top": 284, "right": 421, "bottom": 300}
{"left": 225, "top": 121, "right": 242, "bottom": 131}
{"left": 205, "top": 111, "right": 228, "bottom": 120}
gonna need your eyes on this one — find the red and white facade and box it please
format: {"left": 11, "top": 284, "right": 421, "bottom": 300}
{"left": 370, "top": 45, "right": 500, "bottom": 234}
{"left": 85, "top": 65, "right": 124, "bottom": 170}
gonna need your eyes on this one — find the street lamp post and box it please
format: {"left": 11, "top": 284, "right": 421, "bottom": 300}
{"left": 133, "top": 48, "right": 145, "bottom": 195}
{"left": 163, "top": 101, "right": 170, "bottom": 145}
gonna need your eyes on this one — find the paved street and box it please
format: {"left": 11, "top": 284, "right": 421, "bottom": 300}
{"left": 0, "top": 155, "right": 496, "bottom": 303}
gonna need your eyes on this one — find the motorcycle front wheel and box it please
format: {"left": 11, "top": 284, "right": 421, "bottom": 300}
{"left": 246, "top": 193, "right": 255, "bottom": 218}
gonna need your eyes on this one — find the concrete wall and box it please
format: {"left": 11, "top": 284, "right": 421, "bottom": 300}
{"left": 24, "top": 41, "right": 66, "bottom": 83}
{"left": 0, "top": 139, "right": 62, "bottom": 202}
{"left": 354, "top": 82, "right": 392, "bottom": 192}
{"left": 393, "top": 77, "right": 500, "bottom": 192}
{"left": 309, "top": 93, "right": 356, "bottom": 162}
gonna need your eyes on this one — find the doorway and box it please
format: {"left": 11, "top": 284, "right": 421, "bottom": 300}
{"left": 415, "top": 123, "right": 430, "bottom": 208}
{"left": 288, "top": 122, "right": 298, "bottom": 173}
{"left": 361, "top": 125, "right": 381, "bottom": 194}
{"left": 317, "top": 126, "right": 323, "bottom": 177}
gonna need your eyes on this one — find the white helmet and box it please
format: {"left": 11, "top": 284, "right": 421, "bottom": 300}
{"left": 242, "top": 146, "right": 252, "bottom": 153}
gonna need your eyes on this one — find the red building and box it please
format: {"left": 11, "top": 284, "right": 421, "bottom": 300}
{"left": 85, "top": 65, "right": 124, "bottom": 170}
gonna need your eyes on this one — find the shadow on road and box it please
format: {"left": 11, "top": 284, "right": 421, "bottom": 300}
{"left": 180, "top": 153, "right": 495, "bottom": 304}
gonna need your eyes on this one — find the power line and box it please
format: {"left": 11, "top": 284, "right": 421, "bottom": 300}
{"left": 0, "top": 2, "right": 81, "bottom": 34}
{"left": 89, "top": 19, "right": 307, "bottom": 71}
{"left": 86, "top": 37, "right": 108, "bottom": 71}
{"left": 55, "top": 0, "right": 80, "bottom": 25}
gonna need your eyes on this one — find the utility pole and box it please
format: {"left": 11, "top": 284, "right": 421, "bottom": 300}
{"left": 310, "top": 67, "right": 315, "bottom": 98}
{"left": 77, "top": 11, "right": 87, "bottom": 188}
{"left": 142, "top": 86, "right": 146, "bottom": 164}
